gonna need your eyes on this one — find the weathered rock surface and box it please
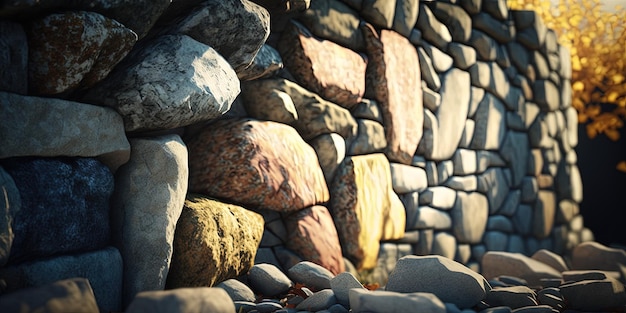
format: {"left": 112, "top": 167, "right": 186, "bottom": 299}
{"left": 82, "top": 34, "right": 239, "bottom": 132}
{"left": 279, "top": 21, "right": 366, "bottom": 109}
{"left": 187, "top": 118, "right": 329, "bottom": 212}
{"left": 28, "top": 11, "right": 136, "bottom": 95}
{"left": 166, "top": 195, "right": 264, "bottom": 288}
{"left": 3, "top": 157, "right": 112, "bottom": 263}
{"left": 0, "top": 92, "right": 130, "bottom": 172}
{"left": 126, "top": 287, "right": 236, "bottom": 313}
{"left": 482, "top": 251, "right": 562, "bottom": 287}
{"left": 284, "top": 205, "right": 345, "bottom": 275}
{"left": 297, "top": 0, "right": 365, "bottom": 51}
{"left": 110, "top": 135, "right": 188, "bottom": 305}
{"left": 0, "top": 278, "right": 99, "bottom": 313}
{"left": 362, "top": 24, "right": 423, "bottom": 165}
{"left": 330, "top": 154, "right": 406, "bottom": 269}
{"left": 0, "top": 21, "right": 27, "bottom": 94}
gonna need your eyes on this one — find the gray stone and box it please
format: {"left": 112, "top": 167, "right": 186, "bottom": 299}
{"left": 242, "top": 78, "right": 357, "bottom": 140}
{"left": 455, "top": 244, "right": 472, "bottom": 264}
{"left": 532, "top": 51, "right": 550, "bottom": 80}
{"left": 556, "top": 163, "right": 583, "bottom": 203}
{"left": 216, "top": 279, "right": 256, "bottom": 302}
{"left": 514, "top": 10, "right": 547, "bottom": 50}
{"left": 0, "top": 21, "right": 27, "bottom": 94}
{"left": 237, "top": 43, "right": 283, "bottom": 81}
{"left": 298, "top": 0, "right": 365, "bottom": 51}
{"left": 424, "top": 68, "right": 471, "bottom": 161}
{"left": 309, "top": 133, "right": 346, "bottom": 184}
{"left": 469, "top": 30, "right": 498, "bottom": 61}
{"left": 477, "top": 168, "right": 511, "bottom": 214}
{"left": 360, "top": 0, "right": 396, "bottom": 28}
{"left": 469, "top": 62, "right": 510, "bottom": 102}
{"left": 424, "top": 161, "right": 438, "bottom": 186}
{"left": 420, "top": 186, "right": 457, "bottom": 210}
{"left": 406, "top": 206, "right": 452, "bottom": 230}
{"left": 483, "top": 0, "right": 508, "bottom": 20}
{"left": 392, "top": 0, "right": 419, "bottom": 37}
{"left": 556, "top": 200, "right": 579, "bottom": 224}
{"left": 416, "top": 3, "right": 452, "bottom": 50}
{"left": 471, "top": 93, "right": 507, "bottom": 150}
{"left": 125, "top": 287, "right": 236, "bottom": 313}
{"left": 501, "top": 131, "right": 529, "bottom": 187}
{"left": 351, "top": 99, "right": 383, "bottom": 123}
{"left": 452, "top": 149, "right": 478, "bottom": 176}
{"left": 422, "top": 41, "right": 454, "bottom": 73}
{"left": 469, "top": 86, "right": 485, "bottom": 118}
{"left": 82, "top": 34, "right": 239, "bottom": 132}
{"left": 330, "top": 272, "right": 365, "bottom": 307}
{"left": 571, "top": 241, "right": 626, "bottom": 272}
{"left": 508, "top": 41, "right": 531, "bottom": 77}
{"left": 559, "top": 277, "right": 626, "bottom": 312}
{"left": 481, "top": 251, "right": 562, "bottom": 287}
{"left": 513, "top": 204, "right": 533, "bottom": 235}
{"left": 418, "top": 47, "right": 441, "bottom": 92}
{"left": 537, "top": 287, "right": 565, "bottom": 311}
{"left": 288, "top": 261, "right": 335, "bottom": 291}
{"left": 432, "top": 232, "right": 457, "bottom": 259}
{"left": 386, "top": 255, "right": 489, "bottom": 308}
{"left": 498, "top": 190, "right": 520, "bottom": 217}
{"left": 476, "top": 150, "right": 507, "bottom": 173}
{"left": 348, "top": 119, "right": 387, "bottom": 155}
{"left": 533, "top": 191, "right": 556, "bottom": 239}
{"left": 430, "top": 1, "right": 472, "bottom": 42}
{"left": 565, "top": 106, "right": 578, "bottom": 148}
{"left": 451, "top": 192, "right": 489, "bottom": 244}
{"left": 297, "top": 289, "right": 337, "bottom": 311}
{"left": 448, "top": 42, "right": 477, "bottom": 70}
{"left": 414, "top": 229, "right": 435, "bottom": 256}
{"left": 248, "top": 263, "right": 293, "bottom": 297}
{"left": 485, "top": 286, "right": 538, "bottom": 309}
{"left": 0, "top": 278, "right": 99, "bottom": 313}
{"left": 171, "top": 0, "right": 269, "bottom": 72}
{"left": 438, "top": 160, "right": 454, "bottom": 183}
{"left": 110, "top": 135, "right": 188, "bottom": 305}
{"left": 0, "top": 93, "right": 130, "bottom": 172}
{"left": 459, "top": 119, "right": 476, "bottom": 148}
{"left": 484, "top": 231, "right": 509, "bottom": 251}
{"left": 507, "top": 111, "right": 526, "bottom": 131}
{"left": 0, "top": 247, "right": 123, "bottom": 312}
{"left": 460, "top": 0, "right": 482, "bottom": 15}
{"left": 531, "top": 249, "right": 569, "bottom": 272}
{"left": 390, "top": 163, "right": 428, "bottom": 194}
{"left": 445, "top": 175, "right": 478, "bottom": 192}
{"left": 472, "top": 12, "right": 514, "bottom": 43}
{"left": 350, "top": 288, "right": 446, "bottom": 313}
{"left": 422, "top": 83, "right": 442, "bottom": 111}
{"left": 487, "top": 215, "right": 514, "bottom": 233}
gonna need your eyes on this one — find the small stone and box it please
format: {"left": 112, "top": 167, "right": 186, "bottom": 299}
{"left": 296, "top": 289, "right": 337, "bottom": 311}
{"left": 485, "top": 286, "right": 538, "bottom": 309}
{"left": 248, "top": 263, "right": 293, "bottom": 297}
{"left": 216, "top": 279, "right": 256, "bottom": 302}
{"left": 531, "top": 249, "right": 569, "bottom": 272}
{"left": 288, "top": 261, "right": 335, "bottom": 291}
{"left": 482, "top": 251, "right": 562, "bottom": 287}
{"left": 125, "top": 287, "right": 236, "bottom": 313}
{"left": 349, "top": 289, "right": 446, "bottom": 313}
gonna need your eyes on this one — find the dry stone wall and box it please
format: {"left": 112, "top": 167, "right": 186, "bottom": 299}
{"left": 0, "top": 0, "right": 590, "bottom": 310}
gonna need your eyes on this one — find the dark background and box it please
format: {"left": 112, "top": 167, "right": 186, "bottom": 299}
{"left": 576, "top": 122, "right": 626, "bottom": 247}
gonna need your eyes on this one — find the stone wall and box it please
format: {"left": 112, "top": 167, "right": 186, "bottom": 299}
{"left": 0, "top": 0, "right": 590, "bottom": 311}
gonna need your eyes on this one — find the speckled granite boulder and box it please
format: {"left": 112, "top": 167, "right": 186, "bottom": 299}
{"left": 187, "top": 118, "right": 329, "bottom": 212}
{"left": 27, "top": 11, "right": 136, "bottom": 95}
{"left": 81, "top": 34, "right": 239, "bottom": 132}
{"left": 2, "top": 157, "right": 112, "bottom": 264}
{"left": 166, "top": 195, "right": 264, "bottom": 288}
{"left": 362, "top": 24, "right": 423, "bottom": 165}
{"left": 284, "top": 205, "right": 345, "bottom": 275}
{"left": 279, "top": 21, "right": 366, "bottom": 109}
{"left": 330, "top": 153, "right": 406, "bottom": 270}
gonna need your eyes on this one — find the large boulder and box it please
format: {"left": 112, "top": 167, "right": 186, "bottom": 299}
{"left": 187, "top": 118, "right": 329, "bottom": 212}
{"left": 166, "top": 195, "right": 264, "bottom": 288}
{"left": 81, "top": 34, "right": 239, "bottom": 132}
{"left": 0, "top": 278, "right": 99, "bottom": 313}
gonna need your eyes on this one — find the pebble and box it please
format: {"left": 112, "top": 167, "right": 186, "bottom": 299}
{"left": 3, "top": 241, "right": 625, "bottom": 313}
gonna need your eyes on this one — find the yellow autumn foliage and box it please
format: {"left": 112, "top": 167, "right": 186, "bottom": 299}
{"left": 509, "top": 0, "right": 626, "bottom": 142}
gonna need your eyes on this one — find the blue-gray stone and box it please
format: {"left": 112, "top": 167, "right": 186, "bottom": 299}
{"left": 2, "top": 157, "right": 112, "bottom": 264}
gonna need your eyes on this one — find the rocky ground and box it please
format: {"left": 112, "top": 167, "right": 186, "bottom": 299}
{"left": 1, "top": 241, "right": 625, "bottom": 313}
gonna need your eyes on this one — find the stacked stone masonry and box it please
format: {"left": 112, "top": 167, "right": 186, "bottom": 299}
{"left": 0, "top": 0, "right": 608, "bottom": 311}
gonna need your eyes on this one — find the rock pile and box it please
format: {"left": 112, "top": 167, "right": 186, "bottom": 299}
{"left": 0, "top": 0, "right": 602, "bottom": 311}
{"left": 2, "top": 241, "right": 625, "bottom": 312}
